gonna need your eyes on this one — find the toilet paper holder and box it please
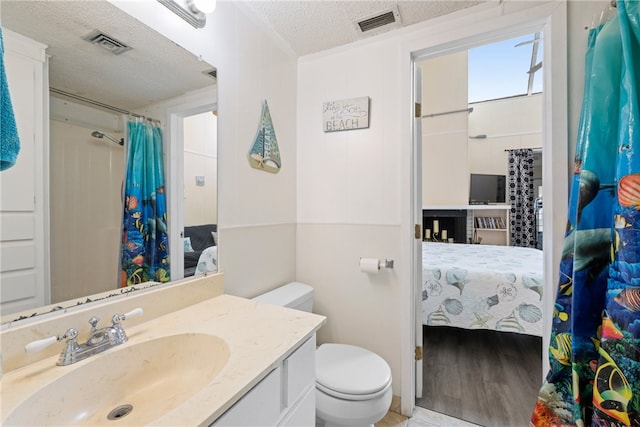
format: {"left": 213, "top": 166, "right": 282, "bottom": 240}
{"left": 379, "top": 259, "right": 394, "bottom": 269}
{"left": 359, "top": 257, "right": 394, "bottom": 273}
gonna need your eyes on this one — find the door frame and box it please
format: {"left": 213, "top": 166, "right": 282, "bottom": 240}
{"left": 165, "top": 87, "right": 218, "bottom": 280}
{"left": 400, "top": 1, "right": 567, "bottom": 416}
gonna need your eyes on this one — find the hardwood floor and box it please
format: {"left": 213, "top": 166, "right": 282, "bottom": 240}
{"left": 416, "top": 326, "right": 542, "bottom": 427}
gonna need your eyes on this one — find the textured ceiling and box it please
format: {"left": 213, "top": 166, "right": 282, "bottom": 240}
{"left": 1, "top": 1, "right": 216, "bottom": 112}
{"left": 244, "top": 1, "right": 483, "bottom": 56}
{"left": 1, "top": 1, "right": 481, "bottom": 111}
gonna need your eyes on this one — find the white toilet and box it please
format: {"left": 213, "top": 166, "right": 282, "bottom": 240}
{"left": 253, "top": 282, "right": 392, "bottom": 427}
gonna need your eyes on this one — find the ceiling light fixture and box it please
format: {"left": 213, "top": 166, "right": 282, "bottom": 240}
{"left": 157, "top": 0, "right": 216, "bottom": 29}
{"left": 189, "top": 0, "right": 216, "bottom": 14}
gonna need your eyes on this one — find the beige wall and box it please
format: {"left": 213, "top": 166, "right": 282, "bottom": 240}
{"left": 468, "top": 93, "right": 543, "bottom": 175}
{"left": 420, "top": 52, "right": 469, "bottom": 205}
{"left": 420, "top": 52, "right": 543, "bottom": 204}
{"left": 296, "top": 224, "right": 401, "bottom": 379}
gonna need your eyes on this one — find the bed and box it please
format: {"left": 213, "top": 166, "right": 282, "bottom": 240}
{"left": 183, "top": 224, "right": 217, "bottom": 277}
{"left": 422, "top": 242, "right": 544, "bottom": 336}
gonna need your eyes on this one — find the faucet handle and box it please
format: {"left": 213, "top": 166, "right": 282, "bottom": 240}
{"left": 88, "top": 316, "right": 100, "bottom": 332}
{"left": 112, "top": 308, "right": 144, "bottom": 324}
{"left": 110, "top": 308, "right": 143, "bottom": 345}
{"left": 25, "top": 328, "right": 77, "bottom": 353}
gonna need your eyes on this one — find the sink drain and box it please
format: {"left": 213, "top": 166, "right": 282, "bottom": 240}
{"left": 107, "top": 404, "right": 133, "bottom": 420}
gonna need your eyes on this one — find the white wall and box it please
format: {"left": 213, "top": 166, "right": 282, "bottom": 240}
{"left": 111, "top": 0, "right": 298, "bottom": 297}
{"left": 297, "top": 22, "right": 404, "bottom": 397}
{"left": 567, "top": 0, "right": 609, "bottom": 169}
{"left": 49, "top": 119, "right": 124, "bottom": 302}
{"left": 297, "top": 1, "right": 577, "bottom": 403}
{"left": 183, "top": 112, "right": 218, "bottom": 226}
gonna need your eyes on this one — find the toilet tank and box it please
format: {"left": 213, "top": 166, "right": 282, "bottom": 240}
{"left": 252, "top": 282, "right": 314, "bottom": 312}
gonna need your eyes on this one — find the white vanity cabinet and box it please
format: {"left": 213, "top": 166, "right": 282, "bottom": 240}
{"left": 211, "top": 335, "right": 316, "bottom": 426}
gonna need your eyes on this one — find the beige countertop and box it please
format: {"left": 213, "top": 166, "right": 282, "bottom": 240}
{"left": 0, "top": 294, "right": 326, "bottom": 426}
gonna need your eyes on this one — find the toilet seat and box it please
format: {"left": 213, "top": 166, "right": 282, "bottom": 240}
{"left": 315, "top": 343, "right": 392, "bottom": 401}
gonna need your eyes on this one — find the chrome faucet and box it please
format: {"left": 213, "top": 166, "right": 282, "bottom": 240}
{"left": 25, "top": 308, "right": 144, "bottom": 366}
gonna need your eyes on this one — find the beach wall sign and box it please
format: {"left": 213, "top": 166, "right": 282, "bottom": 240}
{"left": 322, "top": 97, "right": 370, "bottom": 132}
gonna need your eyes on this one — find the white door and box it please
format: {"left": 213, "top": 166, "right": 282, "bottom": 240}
{"left": 413, "top": 59, "right": 423, "bottom": 399}
{"left": 0, "top": 30, "right": 49, "bottom": 314}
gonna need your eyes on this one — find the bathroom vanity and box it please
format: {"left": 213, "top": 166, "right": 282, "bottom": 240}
{"left": 0, "top": 275, "right": 326, "bottom": 426}
{"left": 212, "top": 335, "right": 317, "bottom": 426}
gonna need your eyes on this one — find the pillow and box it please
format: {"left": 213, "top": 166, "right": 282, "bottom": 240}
{"left": 211, "top": 231, "right": 218, "bottom": 245}
{"left": 195, "top": 246, "right": 218, "bottom": 275}
{"left": 183, "top": 237, "right": 194, "bottom": 253}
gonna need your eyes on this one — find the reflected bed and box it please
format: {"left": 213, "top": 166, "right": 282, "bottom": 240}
{"left": 422, "top": 242, "right": 544, "bottom": 336}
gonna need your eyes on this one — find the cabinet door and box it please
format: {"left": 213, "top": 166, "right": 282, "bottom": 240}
{"left": 212, "top": 367, "right": 282, "bottom": 427}
{"left": 279, "top": 386, "right": 315, "bottom": 427}
{"left": 284, "top": 336, "right": 315, "bottom": 407}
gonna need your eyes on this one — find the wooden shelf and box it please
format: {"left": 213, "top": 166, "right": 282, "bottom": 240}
{"left": 472, "top": 210, "right": 510, "bottom": 246}
{"left": 423, "top": 204, "right": 510, "bottom": 210}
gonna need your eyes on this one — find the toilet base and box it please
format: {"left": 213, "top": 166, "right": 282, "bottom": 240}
{"left": 315, "top": 384, "right": 392, "bottom": 427}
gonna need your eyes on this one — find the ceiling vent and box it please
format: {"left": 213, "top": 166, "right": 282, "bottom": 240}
{"left": 83, "top": 31, "right": 132, "bottom": 55}
{"left": 354, "top": 6, "right": 402, "bottom": 33}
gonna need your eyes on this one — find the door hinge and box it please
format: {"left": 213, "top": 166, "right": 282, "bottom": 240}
{"left": 414, "top": 224, "right": 421, "bottom": 239}
{"left": 415, "top": 346, "right": 423, "bottom": 361}
{"left": 415, "top": 102, "right": 422, "bottom": 118}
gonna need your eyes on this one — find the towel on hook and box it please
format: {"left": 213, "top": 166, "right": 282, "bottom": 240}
{"left": 0, "top": 27, "right": 21, "bottom": 171}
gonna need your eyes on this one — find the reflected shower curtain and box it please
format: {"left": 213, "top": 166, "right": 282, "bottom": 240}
{"left": 120, "top": 118, "right": 170, "bottom": 287}
{"left": 507, "top": 148, "right": 536, "bottom": 247}
{"left": 531, "top": 1, "right": 640, "bottom": 426}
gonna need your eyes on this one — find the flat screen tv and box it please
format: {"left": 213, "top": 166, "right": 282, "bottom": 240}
{"left": 469, "top": 174, "right": 506, "bottom": 204}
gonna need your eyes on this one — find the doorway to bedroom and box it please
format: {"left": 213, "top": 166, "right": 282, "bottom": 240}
{"left": 181, "top": 111, "right": 218, "bottom": 278}
{"left": 416, "top": 33, "right": 545, "bottom": 426}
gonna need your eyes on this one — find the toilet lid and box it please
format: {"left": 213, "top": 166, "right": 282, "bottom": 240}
{"left": 315, "top": 344, "right": 392, "bottom": 397}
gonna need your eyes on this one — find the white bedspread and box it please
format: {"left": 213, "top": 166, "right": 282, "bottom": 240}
{"left": 422, "top": 242, "right": 544, "bottom": 336}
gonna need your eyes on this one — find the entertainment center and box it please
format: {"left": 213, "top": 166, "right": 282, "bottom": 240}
{"left": 422, "top": 204, "right": 510, "bottom": 246}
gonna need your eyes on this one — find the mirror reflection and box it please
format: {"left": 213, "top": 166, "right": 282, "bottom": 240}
{"left": 1, "top": 0, "right": 217, "bottom": 319}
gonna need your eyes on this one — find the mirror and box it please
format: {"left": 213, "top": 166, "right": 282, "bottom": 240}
{"left": 1, "top": 0, "right": 217, "bottom": 321}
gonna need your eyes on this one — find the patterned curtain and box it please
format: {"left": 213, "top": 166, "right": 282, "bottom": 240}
{"left": 120, "top": 118, "right": 170, "bottom": 286}
{"left": 531, "top": 1, "right": 640, "bottom": 425}
{"left": 507, "top": 148, "right": 536, "bottom": 247}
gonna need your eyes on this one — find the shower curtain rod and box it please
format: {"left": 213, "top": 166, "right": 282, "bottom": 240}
{"left": 421, "top": 107, "right": 473, "bottom": 119}
{"left": 50, "top": 88, "right": 161, "bottom": 123}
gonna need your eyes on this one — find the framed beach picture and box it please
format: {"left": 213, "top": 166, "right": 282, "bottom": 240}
{"left": 322, "top": 96, "right": 370, "bottom": 132}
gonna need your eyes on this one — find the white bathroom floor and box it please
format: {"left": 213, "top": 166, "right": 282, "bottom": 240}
{"left": 377, "top": 407, "right": 481, "bottom": 427}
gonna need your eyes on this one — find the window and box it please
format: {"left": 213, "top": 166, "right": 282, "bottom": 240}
{"left": 468, "top": 33, "right": 543, "bottom": 103}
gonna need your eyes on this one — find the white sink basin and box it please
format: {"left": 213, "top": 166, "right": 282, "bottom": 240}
{"left": 3, "top": 333, "right": 230, "bottom": 426}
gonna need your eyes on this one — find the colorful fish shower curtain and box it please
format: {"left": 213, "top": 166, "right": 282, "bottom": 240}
{"left": 120, "top": 118, "right": 170, "bottom": 287}
{"left": 531, "top": 1, "right": 640, "bottom": 426}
